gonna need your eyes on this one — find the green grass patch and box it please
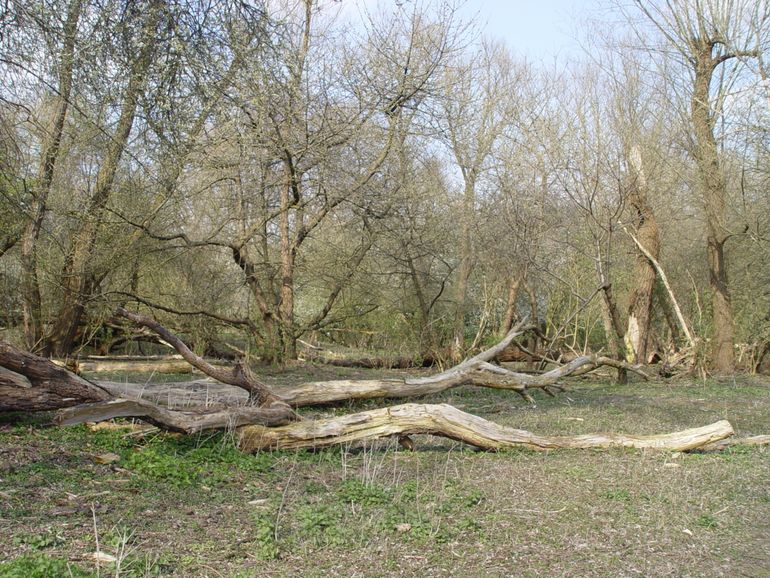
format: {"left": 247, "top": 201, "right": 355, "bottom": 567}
{"left": 0, "top": 553, "right": 92, "bottom": 578}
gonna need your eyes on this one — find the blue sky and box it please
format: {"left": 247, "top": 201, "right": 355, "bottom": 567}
{"left": 336, "top": 0, "right": 606, "bottom": 63}
{"left": 460, "top": 0, "right": 602, "bottom": 62}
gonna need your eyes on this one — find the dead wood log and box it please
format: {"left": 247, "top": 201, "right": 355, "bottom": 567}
{"left": 55, "top": 397, "right": 297, "bottom": 433}
{"left": 1, "top": 336, "right": 759, "bottom": 455}
{"left": 109, "top": 314, "right": 651, "bottom": 406}
{"left": 114, "top": 308, "right": 278, "bottom": 405}
{"left": 280, "top": 353, "right": 651, "bottom": 406}
{"left": 238, "top": 403, "right": 734, "bottom": 452}
{"left": 77, "top": 356, "right": 195, "bottom": 374}
{"left": 0, "top": 340, "right": 112, "bottom": 411}
{"left": 299, "top": 348, "right": 433, "bottom": 369}
{"left": 1, "top": 339, "right": 298, "bottom": 430}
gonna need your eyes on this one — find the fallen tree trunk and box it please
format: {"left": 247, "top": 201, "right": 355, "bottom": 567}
{"left": 697, "top": 434, "right": 770, "bottom": 451}
{"left": 299, "top": 348, "right": 434, "bottom": 369}
{"left": 239, "top": 403, "right": 735, "bottom": 452}
{"left": 1, "top": 312, "right": 652, "bottom": 416}
{"left": 101, "top": 314, "right": 651, "bottom": 406}
{"left": 280, "top": 353, "right": 650, "bottom": 406}
{"left": 0, "top": 339, "right": 297, "bottom": 429}
{"left": 76, "top": 356, "right": 195, "bottom": 374}
{"left": 0, "top": 336, "right": 759, "bottom": 455}
{"left": 55, "top": 397, "right": 297, "bottom": 433}
{"left": 0, "top": 341, "right": 111, "bottom": 411}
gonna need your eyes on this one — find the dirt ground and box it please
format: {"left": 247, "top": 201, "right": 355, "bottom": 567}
{"left": 1, "top": 367, "right": 768, "bottom": 577}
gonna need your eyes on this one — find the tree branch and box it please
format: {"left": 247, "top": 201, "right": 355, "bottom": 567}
{"left": 114, "top": 308, "right": 280, "bottom": 406}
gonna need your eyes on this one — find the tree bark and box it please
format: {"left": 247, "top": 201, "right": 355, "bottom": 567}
{"left": 280, "top": 352, "right": 649, "bottom": 407}
{"left": 599, "top": 283, "right": 628, "bottom": 383}
{"left": 0, "top": 341, "right": 737, "bottom": 453}
{"left": 1, "top": 339, "right": 298, "bottom": 428}
{"left": 56, "top": 397, "right": 297, "bottom": 433}
{"left": 299, "top": 348, "right": 434, "bottom": 369}
{"left": 500, "top": 276, "right": 523, "bottom": 335}
{"left": 623, "top": 225, "right": 695, "bottom": 349}
{"left": 239, "top": 403, "right": 734, "bottom": 452}
{"left": 278, "top": 161, "right": 298, "bottom": 361}
{"left": 113, "top": 310, "right": 651, "bottom": 407}
{"left": 77, "top": 357, "right": 194, "bottom": 374}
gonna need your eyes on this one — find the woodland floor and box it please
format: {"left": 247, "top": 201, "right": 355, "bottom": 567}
{"left": 0, "top": 365, "right": 768, "bottom": 577}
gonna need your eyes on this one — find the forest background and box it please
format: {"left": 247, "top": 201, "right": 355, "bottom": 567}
{"left": 1, "top": 0, "right": 768, "bottom": 375}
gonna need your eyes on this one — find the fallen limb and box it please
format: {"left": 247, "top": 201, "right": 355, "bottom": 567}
{"left": 697, "top": 434, "right": 770, "bottom": 451}
{"left": 76, "top": 355, "right": 195, "bottom": 374}
{"left": 1, "top": 338, "right": 299, "bottom": 430}
{"left": 299, "top": 348, "right": 433, "bottom": 369}
{"left": 115, "top": 308, "right": 277, "bottom": 405}
{"left": 0, "top": 338, "right": 756, "bottom": 455}
{"left": 280, "top": 353, "right": 650, "bottom": 406}
{"left": 55, "top": 397, "right": 298, "bottom": 434}
{"left": 90, "top": 314, "right": 651, "bottom": 407}
{"left": 238, "top": 403, "right": 734, "bottom": 452}
{"left": 1, "top": 310, "right": 651, "bottom": 419}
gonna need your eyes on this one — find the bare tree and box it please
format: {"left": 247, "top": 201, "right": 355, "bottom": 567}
{"left": 629, "top": 0, "right": 770, "bottom": 373}
{"left": 436, "top": 40, "right": 520, "bottom": 360}
{"left": 45, "top": 0, "right": 164, "bottom": 356}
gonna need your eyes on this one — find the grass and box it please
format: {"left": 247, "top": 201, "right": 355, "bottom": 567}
{"left": 1, "top": 372, "right": 768, "bottom": 577}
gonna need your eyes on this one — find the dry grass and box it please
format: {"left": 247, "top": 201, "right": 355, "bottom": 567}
{"left": 1, "top": 371, "right": 768, "bottom": 577}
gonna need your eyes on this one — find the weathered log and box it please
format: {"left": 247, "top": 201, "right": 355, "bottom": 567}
{"left": 0, "top": 365, "right": 33, "bottom": 389}
{"left": 55, "top": 397, "right": 298, "bottom": 434}
{"left": 1, "top": 337, "right": 760, "bottom": 455}
{"left": 239, "top": 403, "right": 734, "bottom": 452}
{"left": 299, "top": 348, "right": 433, "bottom": 369}
{"left": 0, "top": 340, "right": 111, "bottom": 411}
{"left": 77, "top": 356, "right": 195, "bottom": 374}
{"left": 98, "top": 315, "right": 652, "bottom": 407}
{"left": 279, "top": 353, "right": 650, "bottom": 406}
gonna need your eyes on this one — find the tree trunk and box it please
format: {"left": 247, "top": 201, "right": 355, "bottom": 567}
{"left": 451, "top": 178, "right": 476, "bottom": 361}
{"left": 77, "top": 357, "right": 194, "bottom": 374}
{"left": 114, "top": 308, "right": 280, "bottom": 405}
{"left": 56, "top": 398, "right": 297, "bottom": 433}
{"left": 45, "top": 0, "right": 161, "bottom": 356}
{"left": 112, "top": 311, "right": 650, "bottom": 407}
{"left": 239, "top": 404, "right": 734, "bottom": 452}
{"left": 279, "top": 163, "right": 297, "bottom": 361}
{"left": 600, "top": 283, "right": 628, "bottom": 384}
{"left": 692, "top": 45, "right": 735, "bottom": 374}
{"left": 0, "top": 341, "right": 111, "bottom": 411}
{"left": 524, "top": 281, "right": 542, "bottom": 370}
{"left": 406, "top": 252, "right": 440, "bottom": 355}
{"left": 0, "top": 342, "right": 737, "bottom": 453}
{"left": 500, "top": 276, "right": 523, "bottom": 335}
{"left": 625, "top": 145, "right": 660, "bottom": 364}
{"left": 20, "top": 0, "right": 81, "bottom": 351}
